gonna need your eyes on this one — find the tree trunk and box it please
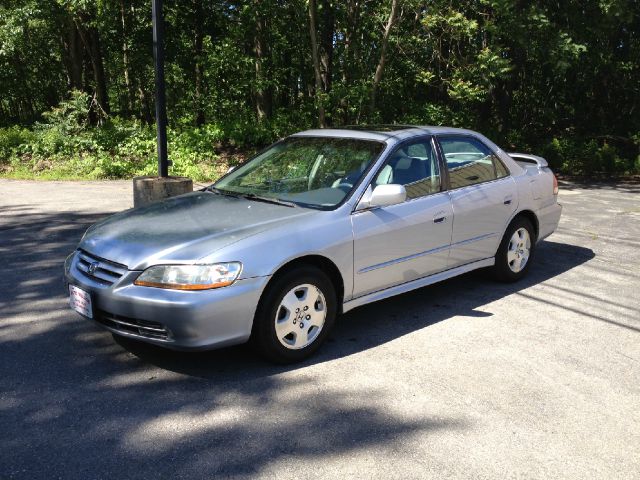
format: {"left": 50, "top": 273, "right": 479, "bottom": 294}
{"left": 119, "top": 0, "right": 134, "bottom": 114}
{"left": 369, "top": 0, "right": 399, "bottom": 115}
{"left": 61, "top": 16, "right": 84, "bottom": 92}
{"left": 88, "top": 26, "right": 109, "bottom": 116}
{"left": 75, "top": 18, "right": 110, "bottom": 116}
{"left": 128, "top": 1, "right": 150, "bottom": 123}
{"left": 254, "top": 7, "right": 272, "bottom": 122}
{"left": 320, "top": 0, "right": 334, "bottom": 94}
{"left": 308, "top": 0, "right": 326, "bottom": 127}
{"left": 340, "top": 0, "right": 360, "bottom": 123}
{"left": 194, "top": 0, "right": 205, "bottom": 126}
{"left": 138, "top": 87, "right": 153, "bottom": 125}
{"left": 82, "top": 47, "right": 97, "bottom": 124}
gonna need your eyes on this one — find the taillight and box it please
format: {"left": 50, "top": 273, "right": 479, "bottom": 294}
{"left": 552, "top": 173, "right": 559, "bottom": 196}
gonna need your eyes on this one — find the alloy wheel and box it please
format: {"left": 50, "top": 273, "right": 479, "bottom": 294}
{"left": 274, "top": 283, "right": 327, "bottom": 350}
{"left": 507, "top": 227, "right": 531, "bottom": 273}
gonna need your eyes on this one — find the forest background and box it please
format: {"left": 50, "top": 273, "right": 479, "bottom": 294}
{"left": 1, "top": 0, "right": 638, "bottom": 180}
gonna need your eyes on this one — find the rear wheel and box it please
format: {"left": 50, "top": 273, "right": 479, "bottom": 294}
{"left": 253, "top": 266, "right": 336, "bottom": 363}
{"left": 491, "top": 217, "right": 536, "bottom": 282}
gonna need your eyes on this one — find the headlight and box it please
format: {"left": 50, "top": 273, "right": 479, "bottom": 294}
{"left": 134, "top": 262, "right": 242, "bottom": 290}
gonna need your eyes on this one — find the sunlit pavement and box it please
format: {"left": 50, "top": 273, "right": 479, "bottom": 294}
{"left": 1, "top": 178, "right": 639, "bottom": 479}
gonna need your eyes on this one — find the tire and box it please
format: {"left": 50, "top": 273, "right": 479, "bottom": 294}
{"left": 491, "top": 216, "right": 536, "bottom": 282}
{"left": 252, "top": 265, "right": 337, "bottom": 363}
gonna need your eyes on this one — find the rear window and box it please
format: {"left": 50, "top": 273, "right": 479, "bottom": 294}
{"left": 438, "top": 136, "right": 509, "bottom": 189}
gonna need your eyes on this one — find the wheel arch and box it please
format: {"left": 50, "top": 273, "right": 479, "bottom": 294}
{"left": 510, "top": 209, "right": 539, "bottom": 241}
{"left": 260, "top": 255, "right": 345, "bottom": 313}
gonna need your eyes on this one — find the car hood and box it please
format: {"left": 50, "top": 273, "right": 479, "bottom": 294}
{"left": 80, "top": 191, "right": 318, "bottom": 270}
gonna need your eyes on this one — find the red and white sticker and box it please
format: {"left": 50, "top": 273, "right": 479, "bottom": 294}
{"left": 69, "top": 285, "right": 93, "bottom": 319}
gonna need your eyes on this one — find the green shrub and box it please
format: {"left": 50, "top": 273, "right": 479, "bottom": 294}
{"left": 543, "top": 138, "right": 570, "bottom": 172}
{"left": 41, "top": 90, "right": 91, "bottom": 135}
{"left": 0, "top": 126, "right": 34, "bottom": 162}
{"left": 595, "top": 143, "right": 617, "bottom": 173}
{"left": 2, "top": 96, "right": 637, "bottom": 180}
{"left": 541, "top": 137, "right": 634, "bottom": 174}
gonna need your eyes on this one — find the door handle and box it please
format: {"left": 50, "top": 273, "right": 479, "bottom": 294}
{"left": 433, "top": 212, "right": 447, "bottom": 224}
{"left": 503, "top": 195, "right": 513, "bottom": 205}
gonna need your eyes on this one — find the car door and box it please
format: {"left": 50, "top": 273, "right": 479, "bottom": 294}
{"left": 437, "top": 135, "right": 517, "bottom": 268}
{"left": 351, "top": 137, "right": 453, "bottom": 298}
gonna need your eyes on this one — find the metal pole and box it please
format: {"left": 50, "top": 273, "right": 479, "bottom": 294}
{"left": 152, "top": 0, "right": 168, "bottom": 177}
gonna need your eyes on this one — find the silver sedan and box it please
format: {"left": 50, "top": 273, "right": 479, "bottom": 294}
{"left": 64, "top": 126, "right": 562, "bottom": 362}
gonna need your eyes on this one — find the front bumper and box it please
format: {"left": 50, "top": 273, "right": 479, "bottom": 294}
{"left": 64, "top": 251, "right": 270, "bottom": 350}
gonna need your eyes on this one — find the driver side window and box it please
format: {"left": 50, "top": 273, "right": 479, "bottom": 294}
{"left": 373, "top": 138, "right": 441, "bottom": 200}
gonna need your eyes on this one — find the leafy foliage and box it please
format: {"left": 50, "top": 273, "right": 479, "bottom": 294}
{"left": 0, "top": 113, "right": 241, "bottom": 181}
{"left": 0, "top": 0, "right": 639, "bottom": 178}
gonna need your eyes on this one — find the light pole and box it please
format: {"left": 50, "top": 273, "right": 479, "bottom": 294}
{"left": 132, "top": 0, "right": 193, "bottom": 207}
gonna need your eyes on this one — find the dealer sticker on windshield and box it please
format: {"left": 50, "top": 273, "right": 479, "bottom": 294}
{"left": 69, "top": 285, "right": 93, "bottom": 319}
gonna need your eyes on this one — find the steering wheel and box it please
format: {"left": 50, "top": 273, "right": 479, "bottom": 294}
{"left": 263, "top": 179, "right": 287, "bottom": 193}
{"left": 335, "top": 181, "right": 353, "bottom": 192}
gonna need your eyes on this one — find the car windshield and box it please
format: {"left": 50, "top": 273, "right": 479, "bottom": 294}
{"left": 213, "top": 136, "right": 385, "bottom": 209}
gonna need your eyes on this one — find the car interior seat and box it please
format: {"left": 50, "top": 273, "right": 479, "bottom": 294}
{"left": 371, "top": 146, "right": 441, "bottom": 194}
{"left": 392, "top": 156, "right": 428, "bottom": 185}
{"left": 374, "top": 165, "right": 393, "bottom": 186}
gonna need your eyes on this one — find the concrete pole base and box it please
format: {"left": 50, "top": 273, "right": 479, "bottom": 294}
{"left": 133, "top": 176, "right": 193, "bottom": 208}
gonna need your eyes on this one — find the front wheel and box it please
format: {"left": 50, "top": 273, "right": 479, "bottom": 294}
{"left": 491, "top": 217, "right": 536, "bottom": 282}
{"left": 252, "top": 266, "right": 337, "bottom": 363}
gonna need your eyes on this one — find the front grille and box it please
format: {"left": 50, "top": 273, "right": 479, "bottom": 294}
{"left": 96, "top": 310, "right": 170, "bottom": 340}
{"left": 76, "top": 250, "right": 127, "bottom": 286}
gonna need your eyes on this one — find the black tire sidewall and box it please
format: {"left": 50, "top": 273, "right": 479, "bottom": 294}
{"left": 493, "top": 217, "right": 536, "bottom": 282}
{"left": 253, "top": 266, "right": 337, "bottom": 363}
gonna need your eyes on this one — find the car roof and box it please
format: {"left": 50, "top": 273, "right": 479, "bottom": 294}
{"left": 291, "top": 125, "right": 480, "bottom": 143}
{"left": 290, "top": 125, "right": 525, "bottom": 176}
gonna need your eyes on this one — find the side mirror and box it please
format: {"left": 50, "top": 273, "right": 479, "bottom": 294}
{"left": 358, "top": 184, "right": 406, "bottom": 209}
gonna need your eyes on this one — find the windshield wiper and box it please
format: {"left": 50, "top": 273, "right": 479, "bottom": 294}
{"left": 206, "top": 186, "right": 241, "bottom": 197}
{"left": 207, "top": 186, "right": 296, "bottom": 207}
{"left": 240, "top": 193, "right": 296, "bottom": 208}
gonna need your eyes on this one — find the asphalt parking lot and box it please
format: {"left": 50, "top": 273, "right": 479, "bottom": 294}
{"left": 1, "top": 178, "right": 639, "bottom": 479}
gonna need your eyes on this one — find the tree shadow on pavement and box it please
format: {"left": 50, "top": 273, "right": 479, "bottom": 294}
{"left": 558, "top": 179, "right": 640, "bottom": 193}
{"left": 0, "top": 205, "right": 109, "bottom": 312}
{"left": 1, "top": 206, "right": 468, "bottom": 479}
